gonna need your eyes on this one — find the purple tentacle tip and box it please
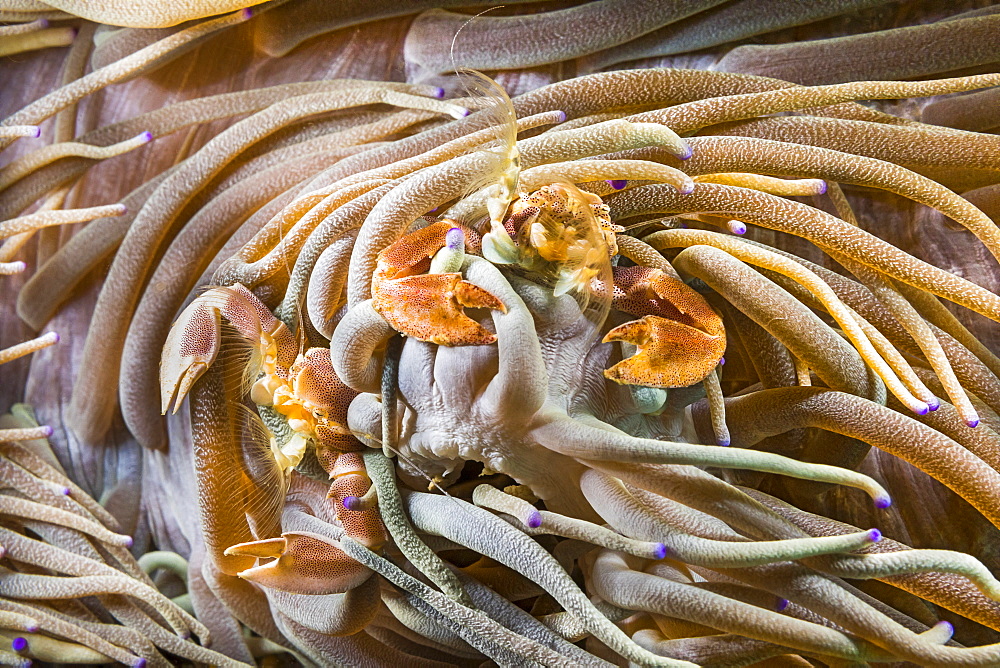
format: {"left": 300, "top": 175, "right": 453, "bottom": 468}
{"left": 11, "top": 637, "right": 27, "bottom": 652}
{"left": 342, "top": 496, "right": 361, "bottom": 511}
{"left": 433, "top": 87, "right": 445, "bottom": 99}
{"left": 446, "top": 227, "right": 465, "bottom": 251}
{"left": 718, "top": 357, "right": 725, "bottom": 366}
{"left": 554, "top": 110, "right": 567, "bottom": 122}
{"left": 967, "top": 418, "right": 981, "bottom": 428}
{"left": 731, "top": 222, "right": 747, "bottom": 235}
{"left": 24, "top": 624, "right": 38, "bottom": 634}
{"left": 139, "top": 130, "right": 153, "bottom": 142}
{"left": 652, "top": 543, "right": 667, "bottom": 560}
{"left": 460, "top": 107, "right": 472, "bottom": 117}
{"left": 914, "top": 402, "right": 929, "bottom": 416}
{"left": 776, "top": 598, "right": 789, "bottom": 612}
{"left": 61, "top": 486, "right": 72, "bottom": 495}
{"left": 240, "top": 8, "right": 254, "bottom": 19}
{"left": 936, "top": 619, "right": 954, "bottom": 634}
{"left": 868, "top": 528, "right": 882, "bottom": 542}
{"left": 926, "top": 397, "right": 940, "bottom": 411}
{"left": 41, "top": 425, "right": 54, "bottom": 437}
{"left": 49, "top": 331, "right": 60, "bottom": 343}
{"left": 717, "top": 437, "right": 730, "bottom": 447}
{"left": 678, "top": 144, "right": 693, "bottom": 160}
{"left": 133, "top": 659, "right": 147, "bottom": 668}
{"left": 817, "top": 180, "right": 828, "bottom": 195}
{"left": 123, "top": 535, "right": 134, "bottom": 548}
{"left": 526, "top": 510, "right": 542, "bottom": 529}
{"left": 31, "top": 126, "right": 41, "bottom": 138}
{"left": 874, "top": 495, "right": 892, "bottom": 509}
{"left": 607, "top": 180, "right": 627, "bottom": 190}
{"left": 679, "top": 182, "right": 695, "bottom": 195}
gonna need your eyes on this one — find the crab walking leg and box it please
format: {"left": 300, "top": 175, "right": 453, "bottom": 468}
{"left": 610, "top": 183, "right": 1000, "bottom": 322}
{"left": 398, "top": 490, "right": 697, "bottom": 667}
{"left": 721, "top": 387, "right": 1000, "bottom": 530}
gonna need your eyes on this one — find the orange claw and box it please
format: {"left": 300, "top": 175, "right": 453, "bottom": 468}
{"left": 225, "top": 530, "right": 373, "bottom": 595}
{"left": 603, "top": 266, "right": 725, "bottom": 389}
{"left": 372, "top": 220, "right": 506, "bottom": 346}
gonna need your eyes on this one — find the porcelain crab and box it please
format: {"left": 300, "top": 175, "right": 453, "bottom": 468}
{"left": 369, "top": 181, "right": 726, "bottom": 390}
{"left": 160, "top": 284, "right": 386, "bottom": 595}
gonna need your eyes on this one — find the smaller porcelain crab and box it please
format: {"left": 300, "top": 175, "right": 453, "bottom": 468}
{"left": 371, "top": 182, "right": 725, "bottom": 390}
{"left": 161, "top": 284, "right": 386, "bottom": 595}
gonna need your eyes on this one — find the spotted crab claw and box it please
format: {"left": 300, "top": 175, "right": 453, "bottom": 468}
{"left": 224, "top": 531, "right": 373, "bottom": 595}
{"left": 603, "top": 266, "right": 726, "bottom": 389}
{"left": 160, "top": 284, "right": 296, "bottom": 414}
{"left": 372, "top": 221, "right": 506, "bottom": 346}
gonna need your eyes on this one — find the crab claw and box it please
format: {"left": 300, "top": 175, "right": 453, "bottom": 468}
{"left": 373, "top": 273, "right": 506, "bottom": 346}
{"left": 160, "top": 294, "right": 222, "bottom": 415}
{"left": 225, "top": 530, "right": 373, "bottom": 595}
{"left": 603, "top": 316, "right": 724, "bottom": 388}
{"left": 160, "top": 284, "right": 295, "bottom": 414}
{"left": 604, "top": 266, "right": 726, "bottom": 389}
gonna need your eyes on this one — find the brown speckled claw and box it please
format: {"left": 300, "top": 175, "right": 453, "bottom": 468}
{"left": 225, "top": 530, "right": 373, "bottom": 595}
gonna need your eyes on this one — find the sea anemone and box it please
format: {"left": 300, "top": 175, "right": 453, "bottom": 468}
{"left": 3, "top": 2, "right": 1000, "bottom": 666}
